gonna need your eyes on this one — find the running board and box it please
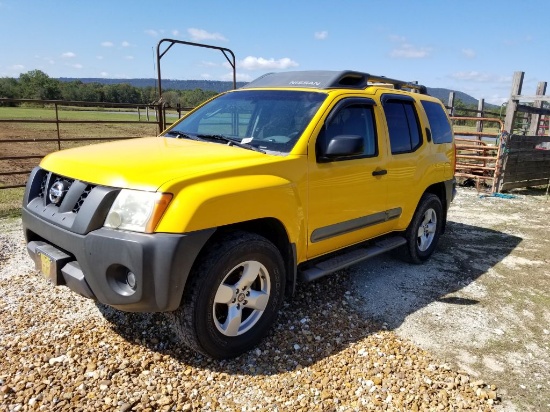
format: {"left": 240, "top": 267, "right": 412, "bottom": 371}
{"left": 299, "top": 236, "right": 406, "bottom": 283}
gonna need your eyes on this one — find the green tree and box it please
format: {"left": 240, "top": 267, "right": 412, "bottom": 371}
{"left": 18, "top": 70, "right": 62, "bottom": 100}
{"left": 0, "top": 77, "right": 20, "bottom": 99}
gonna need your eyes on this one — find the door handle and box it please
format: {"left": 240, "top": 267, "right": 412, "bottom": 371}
{"left": 372, "top": 169, "right": 388, "bottom": 176}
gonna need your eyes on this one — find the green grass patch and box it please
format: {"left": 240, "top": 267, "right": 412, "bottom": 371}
{"left": 0, "top": 106, "right": 161, "bottom": 122}
{"left": 0, "top": 187, "right": 24, "bottom": 219}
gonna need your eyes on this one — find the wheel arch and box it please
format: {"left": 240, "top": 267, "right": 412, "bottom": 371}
{"left": 423, "top": 181, "right": 449, "bottom": 233}
{"left": 189, "top": 218, "right": 297, "bottom": 299}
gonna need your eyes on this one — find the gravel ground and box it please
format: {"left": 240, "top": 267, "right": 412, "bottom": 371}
{"left": 350, "top": 187, "right": 550, "bottom": 411}
{"left": 0, "top": 191, "right": 511, "bottom": 411}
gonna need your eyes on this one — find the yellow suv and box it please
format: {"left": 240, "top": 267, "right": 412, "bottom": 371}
{"left": 22, "top": 70, "right": 456, "bottom": 358}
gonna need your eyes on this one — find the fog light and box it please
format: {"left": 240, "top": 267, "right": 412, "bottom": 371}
{"left": 126, "top": 271, "right": 137, "bottom": 290}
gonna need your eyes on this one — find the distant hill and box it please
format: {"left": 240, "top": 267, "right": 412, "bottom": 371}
{"left": 57, "top": 77, "right": 493, "bottom": 107}
{"left": 427, "top": 88, "right": 471, "bottom": 105}
{"left": 58, "top": 78, "right": 246, "bottom": 94}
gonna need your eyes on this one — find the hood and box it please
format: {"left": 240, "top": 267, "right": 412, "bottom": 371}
{"left": 40, "top": 137, "right": 278, "bottom": 191}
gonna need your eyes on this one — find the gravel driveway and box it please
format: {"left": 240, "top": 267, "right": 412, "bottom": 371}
{"left": 1, "top": 186, "right": 548, "bottom": 411}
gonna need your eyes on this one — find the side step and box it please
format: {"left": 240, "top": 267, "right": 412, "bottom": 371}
{"left": 299, "top": 236, "right": 406, "bottom": 283}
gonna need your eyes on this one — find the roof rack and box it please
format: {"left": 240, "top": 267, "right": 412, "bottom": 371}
{"left": 242, "top": 70, "right": 427, "bottom": 94}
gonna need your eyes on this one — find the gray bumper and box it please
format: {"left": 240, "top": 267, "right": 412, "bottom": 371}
{"left": 21, "top": 167, "right": 215, "bottom": 312}
{"left": 23, "top": 209, "right": 214, "bottom": 312}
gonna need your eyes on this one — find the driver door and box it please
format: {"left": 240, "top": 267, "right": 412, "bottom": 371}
{"left": 307, "top": 98, "right": 393, "bottom": 258}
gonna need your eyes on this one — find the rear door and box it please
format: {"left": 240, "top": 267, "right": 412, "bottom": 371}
{"left": 381, "top": 94, "right": 428, "bottom": 228}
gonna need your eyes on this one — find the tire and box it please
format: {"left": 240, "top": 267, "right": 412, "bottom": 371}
{"left": 168, "top": 231, "right": 286, "bottom": 359}
{"left": 403, "top": 193, "right": 443, "bottom": 264}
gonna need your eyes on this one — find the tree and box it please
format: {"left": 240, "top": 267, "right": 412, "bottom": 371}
{"left": 18, "top": 70, "right": 62, "bottom": 100}
{"left": 0, "top": 77, "right": 20, "bottom": 99}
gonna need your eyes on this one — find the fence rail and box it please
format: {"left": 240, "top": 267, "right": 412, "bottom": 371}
{"left": 452, "top": 117, "right": 505, "bottom": 192}
{"left": 0, "top": 98, "right": 167, "bottom": 189}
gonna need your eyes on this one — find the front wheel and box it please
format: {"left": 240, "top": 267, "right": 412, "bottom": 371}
{"left": 402, "top": 193, "right": 443, "bottom": 264}
{"left": 168, "top": 231, "right": 286, "bottom": 359}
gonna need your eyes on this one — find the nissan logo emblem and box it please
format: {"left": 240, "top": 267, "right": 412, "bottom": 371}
{"left": 49, "top": 181, "right": 66, "bottom": 205}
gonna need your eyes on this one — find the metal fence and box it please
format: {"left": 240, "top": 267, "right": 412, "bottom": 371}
{"left": 0, "top": 98, "right": 168, "bottom": 189}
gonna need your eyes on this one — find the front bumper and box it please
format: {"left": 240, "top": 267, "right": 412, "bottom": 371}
{"left": 22, "top": 167, "right": 214, "bottom": 312}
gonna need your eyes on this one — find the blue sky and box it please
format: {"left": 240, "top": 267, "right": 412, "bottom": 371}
{"left": 1, "top": 0, "right": 548, "bottom": 104}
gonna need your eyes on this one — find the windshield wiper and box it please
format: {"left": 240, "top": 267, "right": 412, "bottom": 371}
{"left": 197, "top": 134, "right": 265, "bottom": 153}
{"left": 164, "top": 131, "right": 207, "bottom": 142}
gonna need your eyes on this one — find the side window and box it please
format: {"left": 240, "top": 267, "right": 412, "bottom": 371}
{"left": 383, "top": 100, "right": 422, "bottom": 154}
{"left": 320, "top": 104, "right": 377, "bottom": 158}
{"left": 421, "top": 101, "right": 453, "bottom": 144}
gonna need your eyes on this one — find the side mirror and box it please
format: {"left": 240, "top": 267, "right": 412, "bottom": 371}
{"left": 319, "top": 134, "right": 364, "bottom": 162}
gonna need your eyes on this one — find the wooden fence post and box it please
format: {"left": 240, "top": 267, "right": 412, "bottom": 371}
{"left": 528, "top": 81, "right": 547, "bottom": 136}
{"left": 476, "top": 98, "right": 485, "bottom": 135}
{"left": 497, "top": 71, "right": 524, "bottom": 192}
{"left": 503, "top": 71, "right": 524, "bottom": 134}
{"left": 447, "top": 92, "right": 455, "bottom": 116}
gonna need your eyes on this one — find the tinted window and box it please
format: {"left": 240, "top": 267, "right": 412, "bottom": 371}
{"left": 421, "top": 101, "right": 453, "bottom": 144}
{"left": 320, "top": 103, "right": 377, "bottom": 159}
{"left": 384, "top": 100, "right": 422, "bottom": 154}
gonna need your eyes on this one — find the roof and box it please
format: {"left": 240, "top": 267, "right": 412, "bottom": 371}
{"left": 241, "top": 70, "right": 427, "bottom": 94}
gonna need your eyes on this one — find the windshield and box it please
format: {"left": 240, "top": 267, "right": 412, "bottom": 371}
{"left": 164, "top": 90, "right": 326, "bottom": 154}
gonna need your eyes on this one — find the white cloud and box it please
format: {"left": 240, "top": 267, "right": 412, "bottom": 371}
{"left": 188, "top": 28, "right": 227, "bottom": 42}
{"left": 390, "top": 43, "right": 431, "bottom": 59}
{"left": 388, "top": 34, "right": 431, "bottom": 59}
{"left": 62, "top": 52, "right": 76, "bottom": 58}
{"left": 96, "top": 55, "right": 104, "bottom": 60}
{"left": 172, "top": 29, "right": 180, "bottom": 36}
{"left": 71, "top": 64, "right": 83, "bottom": 69}
{"left": 145, "top": 29, "right": 159, "bottom": 37}
{"left": 201, "top": 61, "right": 218, "bottom": 67}
{"left": 101, "top": 41, "right": 114, "bottom": 47}
{"left": 10, "top": 64, "right": 25, "bottom": 70}
{"left": 239, "top": 56, "right": 299, "bottom": 70}
{"left": 314, "top": 31, "right": 328, "bottom": 40}
{"left": 487, "top": 93, "right": 508, "bottom": 105}
{"left": 124, "top": 55, "right": 135, "bottom": 60}
{"left": 389, "top": 34, "right": 407, "bottom": 43}
{"left": 461, "top": 48, "right": 476, "bottom": 59}
{"left": 221, "top": 72, "right": 253, "bottom": 82}
{"left": 100, "top": 71, "right": 109, "bottom": 77}
{"left": 200, "top": 73, "right": 212, "bottom": 79}
{"left": 121, "top": 41, "right": 131, "bottom": 47}
{"left": 450, "top": 71, "right": 493, "bottom": 82}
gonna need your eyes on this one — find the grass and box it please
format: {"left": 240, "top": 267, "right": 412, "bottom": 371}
{"left": 0, "top": 106, "right": 175, "bottom": 188}
{"left": 0, "top": 187, "right": 24, "bottom": 219}
{"left": 0, "top": 106, "right": 182, "bottom": 123}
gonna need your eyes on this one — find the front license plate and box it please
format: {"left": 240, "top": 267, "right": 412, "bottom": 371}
{"left": 37, "top": 250, "right": 54, "bottom": 282}
{"left": 31, "top": 242, "right": 72, "bottom": 286}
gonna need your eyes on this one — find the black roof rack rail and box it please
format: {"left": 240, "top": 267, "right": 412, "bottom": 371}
{"left": 242, "top": 70, "right": 427, "bottom": 94}
{"left": 367, "top": 74, "right": 427, "bottom": 94}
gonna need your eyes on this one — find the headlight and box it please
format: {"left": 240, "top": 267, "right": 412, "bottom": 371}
{"left": 104, "top": 189, "right": 172, "bottom": 233}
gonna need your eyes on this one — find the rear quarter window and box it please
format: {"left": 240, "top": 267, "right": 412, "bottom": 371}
{"left": 383, "top": 100, "right": 422, "bottom": 154}
{"left": 421, "top": 101, "right": 453, "bottom": 144}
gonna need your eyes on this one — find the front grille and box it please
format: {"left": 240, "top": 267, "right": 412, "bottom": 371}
{"left": 73, "top": 184, "right": 94, "bottom": 213}
{"left": 39, "top": 174, "right": 48, "bottom": 198}
{"left": 35, "top": 171, "right": 94, "bottom": 214}
{"left": 26, "top": 167, "right": 117, "bottom": 235}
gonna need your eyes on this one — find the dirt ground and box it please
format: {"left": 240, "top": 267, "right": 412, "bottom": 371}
{"left": 349, "top": 186, "right": 550, "bottom": 411}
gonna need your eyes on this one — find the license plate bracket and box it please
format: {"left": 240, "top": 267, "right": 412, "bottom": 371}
{"left": 33, "top": 243, "right": 72, "bottom": 285}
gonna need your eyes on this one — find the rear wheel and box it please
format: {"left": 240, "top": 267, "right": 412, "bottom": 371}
{"left": 403, "top": 193, "right": 443, "bottom": 263}
{"left": 168, "top": 231, "right": 285, "bottom": 359}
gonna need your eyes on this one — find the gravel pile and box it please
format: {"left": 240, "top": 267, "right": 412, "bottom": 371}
{"left": 0, "top": 218, "right": 498, "bottom": 411}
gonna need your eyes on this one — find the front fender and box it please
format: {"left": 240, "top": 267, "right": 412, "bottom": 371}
{"left": 156, "top": 175, "right": 305, "bottom": 246}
